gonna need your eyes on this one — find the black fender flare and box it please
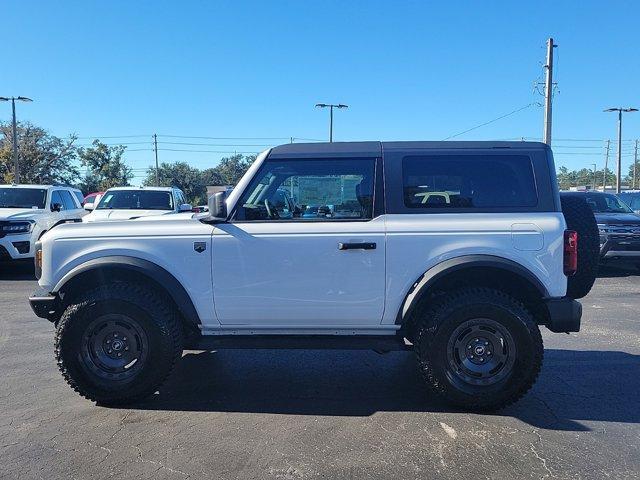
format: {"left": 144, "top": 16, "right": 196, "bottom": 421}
{"left": 397, "top": 254, "right": 549, "bottom": 325}
{"left": 53, "top": 256, "right": 201, "bottom": 327}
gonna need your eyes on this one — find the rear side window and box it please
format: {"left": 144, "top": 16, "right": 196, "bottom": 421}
{"left": 402, "top": 155, "right": 538, "bottom": 209}
{"left": 73, "top": 191, "right": 84, "bottom": 205}
{"left": 60, "top": 190, "right": 78, "bottom": 210}
{"left": 51, "top": 191, "right": 65, "bottom": 210}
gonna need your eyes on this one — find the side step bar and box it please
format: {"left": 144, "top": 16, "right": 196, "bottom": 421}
{"left": 186, "top": 335, "right": 412, "bottom": 352}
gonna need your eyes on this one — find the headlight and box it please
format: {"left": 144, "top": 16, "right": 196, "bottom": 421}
{"left": 1, "top": 221, "right": 35, "bottom": 234}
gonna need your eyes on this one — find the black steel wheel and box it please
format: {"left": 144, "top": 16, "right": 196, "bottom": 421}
{"left": 80, "top": 314, "right": 149, "bottom": 382}
{"left": 55, "top": 282, "right": 183, "bottom": 405}
{"left": 446, "top": 318, "right": 516, "bottom": 389}
{"left": 414, "top": 288, "right": 543, "bottom": 411}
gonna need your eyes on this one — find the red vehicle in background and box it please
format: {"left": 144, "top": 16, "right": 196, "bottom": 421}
{"left": 83, "top": 192, "right": 104, "bottom": 211}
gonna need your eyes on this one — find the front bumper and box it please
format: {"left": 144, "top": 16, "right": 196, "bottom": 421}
{"left": 600, "top": 234, "right": 640, "bottom": 260}
{"left": 544, "top": 297, "right": 582, "bottom": 333}
{"left": 0, "top": 232, "right": 34, "bottom": 260}
{"left": 29, "top": 287, "right": 60, "bottom": 322}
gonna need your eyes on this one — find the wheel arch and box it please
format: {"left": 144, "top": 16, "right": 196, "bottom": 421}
{"left": 53, "top": 256, "right": 201, "bottom": 331}
{"left": 397, "top": 255, "right": 550, "bottom": 334}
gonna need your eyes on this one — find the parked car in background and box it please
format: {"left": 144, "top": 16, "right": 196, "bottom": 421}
{"left": 617, "top": 191, "right": 640, "bottom": 214}
{"left": 0, "top": 184, "right": 85, "bottom": 261}
{"left": 563, "top": 190, "right": 640, "bottom": 268}
{"left": 191, "top": 205, "right": 209, "bottom": 213}
{"left": 82, "top": 187, "right": 192, "bottom": 223}
{"left": 83, "top": 191, "right": 104, "bottom": 211}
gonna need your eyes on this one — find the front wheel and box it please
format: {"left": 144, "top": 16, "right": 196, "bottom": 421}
{"left": 414, "top": 288, "right": 543, "bottom": 411}
{"left": 55, "top": 282, "right": 183, "bottom": 405}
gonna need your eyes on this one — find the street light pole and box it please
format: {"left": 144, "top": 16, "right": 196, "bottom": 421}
{"left": 0, "top": 96, "right": 34, "bottom": 184}
{"left": 591, "top": 163, "right": 597, "bottom": 190}
{"left": 315, "top": 103, "right": 348, "bottom": 142}
{"left": 604, "top": 107, "right": 638, "bottom": 193}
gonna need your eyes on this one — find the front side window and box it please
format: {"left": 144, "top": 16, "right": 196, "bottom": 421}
{"left": 0, "top": 188, "right": 47, "bottom": 209}
{"left": 234, "top": 158, "right": 375, "bottom": 221}
{"left": 97, "top": 190, "right": 174, "bottom": 210}
{"left": 402, "top": 155, "right": 538, "bottom": 209}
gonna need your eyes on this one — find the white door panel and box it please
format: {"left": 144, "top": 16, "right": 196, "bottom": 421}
{"left": 212, "top": 218, "right": 386, "bottom": 325}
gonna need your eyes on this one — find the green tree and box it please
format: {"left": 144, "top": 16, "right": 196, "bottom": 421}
{"left": 213, "top": 154, "right": 255, "bottom": 185}
{"left": 144, "top": 161, "right": 206, "bottom": 204}
{"left": 77, "top": 140, "right": 133, "bottom": 192}
{"left": 556, "top": 165, "right": 616, "bottom": 190}
{"left": 0, "top": 121, "right": 79, "bottom": 185}
{"left": 624, "top": 161, "right": 640, "bottom": 189}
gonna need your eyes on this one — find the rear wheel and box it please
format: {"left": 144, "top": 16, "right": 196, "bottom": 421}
{"left": 414, "top": 288, "right": 543, "bottom": 411}
{"left": 55, "top": 282, "right": 183, "bottom": 405}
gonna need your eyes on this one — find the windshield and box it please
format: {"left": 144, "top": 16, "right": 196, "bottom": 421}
{"left": 0, "top": 188, "right": 47, "bottom": 209}
{"left": 97, "top": 190, "right": 174, "bottom": 210}
{"left": 583, "top": 193, "right": 633, "bottom": 214}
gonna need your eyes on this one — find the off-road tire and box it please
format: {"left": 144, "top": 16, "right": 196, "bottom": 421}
{"left": 560, "top": 194, "right": 599, "bottom": 299}
{"left": 55, "top": 282, "right": 183, "bottom": 405}
{"left": 414, "top": 288, "right": 543, "bottom": 411}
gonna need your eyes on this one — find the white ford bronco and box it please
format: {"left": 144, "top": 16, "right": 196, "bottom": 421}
{"left": 29, "top": 141, "right": 596, "bottom": 410}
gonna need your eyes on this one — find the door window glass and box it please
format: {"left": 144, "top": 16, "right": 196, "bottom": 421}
{"left": 60, "top": 190, "right": 78, "bottom": 210}
{"left": 234, "top": 158, "right": 375, "bottom": 221}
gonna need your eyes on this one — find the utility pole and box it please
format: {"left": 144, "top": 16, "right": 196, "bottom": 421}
{"left": 634, "top": 139, "right": 638, "bottom": 190}
{"left": 153, "top": 134, "right": 159, "bottom": 186}
{"left": 543, "top": 38, "right": 557, "bottom": 145}
{"left": 0, "top": 96, "right": 33, "bottom": 184}
{"left": 603, "top": 139, "right": 610, "bottom": 190}
{"left": 315, "top": 103, "right": 348, "bottom": 142}
{"left": 604, "top": 107, "right": 638, "bottom": 193}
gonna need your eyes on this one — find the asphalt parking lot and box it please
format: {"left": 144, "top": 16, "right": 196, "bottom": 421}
{"left": 1, "top": 262, "right": 639, "bottom": 480}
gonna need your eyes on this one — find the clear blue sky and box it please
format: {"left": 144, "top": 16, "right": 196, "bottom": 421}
{"left": 3, "top": 0, "right": 640, "bottom": 183}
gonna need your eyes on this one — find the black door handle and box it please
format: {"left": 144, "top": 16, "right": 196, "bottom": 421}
{"left": 338, "top": 242, "right": 376, "bottom": 250}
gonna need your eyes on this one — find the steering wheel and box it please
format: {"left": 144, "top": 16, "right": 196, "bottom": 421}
{"left": 264, "top": 199, "right": 280, "bottom": 219}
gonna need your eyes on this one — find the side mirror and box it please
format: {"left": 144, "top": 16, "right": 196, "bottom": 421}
{"left": 208, "top": 192, "right": 228, "bottom": 221}
{"left": 51, "top": 203, "right": 62, "bottom": 212}
{"left": 84, "top": 202, "right": 95, "bottom": 211}
{"left": 178, "top": 203, "right": 192, "bottom": 212}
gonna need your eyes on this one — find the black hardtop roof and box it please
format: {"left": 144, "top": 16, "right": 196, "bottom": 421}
{"left": 269, "top": 141, "right": 549, "bottom": 158}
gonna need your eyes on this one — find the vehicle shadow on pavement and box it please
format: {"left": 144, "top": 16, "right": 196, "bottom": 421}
{"left": 0, "top": 261, "right": 36, "bottom": 281}
{"left": 128, "top": 348, "right": 640, "bottom": 432}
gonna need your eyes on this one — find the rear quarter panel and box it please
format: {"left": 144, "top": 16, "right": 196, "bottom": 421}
{"left": 382, "top": 212, "right": 567, "bottom": 324}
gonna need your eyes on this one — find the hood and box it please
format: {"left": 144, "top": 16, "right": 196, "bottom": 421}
{"left": 43, "top": 216, "right": 211, "bottom": 242}
{"left": 0, "top": 207, "right": 45, "bottom": 220}
{"left": 594, "top": 212, "right": 640, "bottom": 225}
{"left": 83, "top": 209, "right": 171, "bottom": 222}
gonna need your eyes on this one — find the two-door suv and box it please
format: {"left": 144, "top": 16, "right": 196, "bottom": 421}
{"left": 29, "top": 142, "right": 594, "bottom": 410}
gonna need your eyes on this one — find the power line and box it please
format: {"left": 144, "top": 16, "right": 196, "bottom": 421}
{"left": 156, "top": 134, "right": 290, "bottom": 140}
{"left": 441, "top": 103, "right": 540, "bottom": 140}
{"left": 158, "top": 148, "right": 260, "bottom": 154}
{"left": 157, "top": 141, "right": 273, "bottom": 147}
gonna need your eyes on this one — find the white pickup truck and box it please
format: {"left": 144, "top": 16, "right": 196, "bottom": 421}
{"left": 29, "top": 141, "right": 596, "bottom": 410}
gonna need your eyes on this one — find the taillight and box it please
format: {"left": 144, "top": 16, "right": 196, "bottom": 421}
{"left": 564, "top": 230, "right": 578, "bottom": 276}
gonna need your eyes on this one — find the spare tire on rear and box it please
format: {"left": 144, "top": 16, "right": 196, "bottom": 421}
{"left": 560, "top": 194, "right": 599, "bottom": 299}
